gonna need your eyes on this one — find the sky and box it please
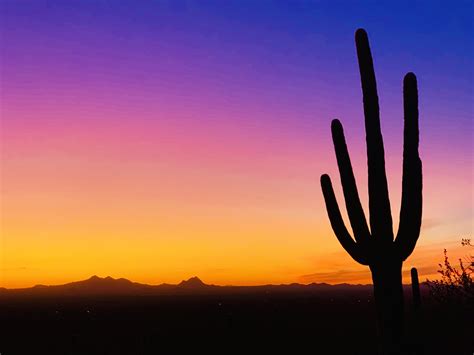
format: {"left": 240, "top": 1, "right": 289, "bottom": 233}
{"left": 1, "top": 0, "right": 472, "bottom": 288}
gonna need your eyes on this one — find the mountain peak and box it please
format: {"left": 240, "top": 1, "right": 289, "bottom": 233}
{"left": 178, "top": 276, "right": 206, "bottom": 288}
{"left": 86, "top": 275, "right": 122, "bottom": 282}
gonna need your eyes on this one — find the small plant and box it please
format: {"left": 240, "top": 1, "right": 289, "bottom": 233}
{"left": 427, "top": 238, "right": 473, "bottom": 304}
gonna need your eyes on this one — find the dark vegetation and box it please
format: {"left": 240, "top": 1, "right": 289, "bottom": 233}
{"left": 427, "top": 238, "right": 473, "bottom": 304}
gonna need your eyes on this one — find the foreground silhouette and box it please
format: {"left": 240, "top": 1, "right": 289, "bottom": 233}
{"left": 2, "top": 283, "right": 471, "bottom": 355}
{"left": 321, "top": 29, "right": 422, "bottom": 354}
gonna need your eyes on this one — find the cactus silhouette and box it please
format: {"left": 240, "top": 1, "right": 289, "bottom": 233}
{"left": 321, "top": 29, "right": 422, "bottom": 354}
{"left": 411, "top": 267, "right": 421, "bottom": 310}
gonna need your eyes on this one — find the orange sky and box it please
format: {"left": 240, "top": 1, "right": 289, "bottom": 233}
{"left": 1, "top": 138, "right": 471, "bottom": 288}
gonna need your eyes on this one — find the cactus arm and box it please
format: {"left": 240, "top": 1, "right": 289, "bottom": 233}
{"left": 355, "top": 29, "right": 393, "bottom": 241}
{"left": 320, "top": 174, "right": 369, "bottom": 265}
{"left": 396, "top": 73, "right": 423, "bottom": 260}
{"left": 331, "top": 119, "right": 371, "bottom": 244}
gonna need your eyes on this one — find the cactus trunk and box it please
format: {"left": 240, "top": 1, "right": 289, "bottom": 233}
{"left": 371, "top": 261, "right": 404, "bottom": 354}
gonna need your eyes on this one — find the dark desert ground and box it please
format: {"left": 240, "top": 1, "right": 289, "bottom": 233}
{"left": 0, "top": 276, "right": 472, "bottom": 355}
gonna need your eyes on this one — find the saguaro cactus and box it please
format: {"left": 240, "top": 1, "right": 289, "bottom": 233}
{"left": 320, "top": 29, "right": 422, "bottom": 353}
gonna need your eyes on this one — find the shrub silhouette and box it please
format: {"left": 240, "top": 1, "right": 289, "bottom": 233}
{"left": 427, "top": 239, "right": 473, "bottom": 304}
{"left": 321, "top": 29, "right": 422, "bottom": 354}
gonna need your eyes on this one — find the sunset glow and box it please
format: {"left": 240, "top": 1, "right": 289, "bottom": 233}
{"left": 1, "top": 1, "right": 472, "bottom": 288}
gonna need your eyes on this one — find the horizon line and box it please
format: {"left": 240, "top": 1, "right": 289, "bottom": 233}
{"left": 1, "top": 274, "right": 426, "bottom": 291}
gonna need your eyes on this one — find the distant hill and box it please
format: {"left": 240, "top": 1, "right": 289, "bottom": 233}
{"left": 0, "top": 275, "right": 429, "bottom": 298}
{"left": 178, "top": 276, "right": 208, "bottom": 288}
{"left": 0, "top": 275, "right": 211, "bottom": 297}
{"left": 12, "top": 275, "right": 155, "bottom": 296}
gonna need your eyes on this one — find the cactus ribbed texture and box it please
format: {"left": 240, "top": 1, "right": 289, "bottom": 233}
{"left": 321, "top": 29, "right": 422, "bottom": 354}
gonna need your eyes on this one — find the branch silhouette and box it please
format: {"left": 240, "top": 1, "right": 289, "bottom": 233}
{"left": 321, "top": 28, "right": 422, "bottom": 354}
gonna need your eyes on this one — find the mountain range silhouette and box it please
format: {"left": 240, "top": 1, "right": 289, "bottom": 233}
{"left": 0, "top": 275, "right": 428, "bottom": 297}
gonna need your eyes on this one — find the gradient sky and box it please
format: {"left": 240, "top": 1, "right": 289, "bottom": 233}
{"left": 1, "top": 1, "right": 472, "bottom": 288}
